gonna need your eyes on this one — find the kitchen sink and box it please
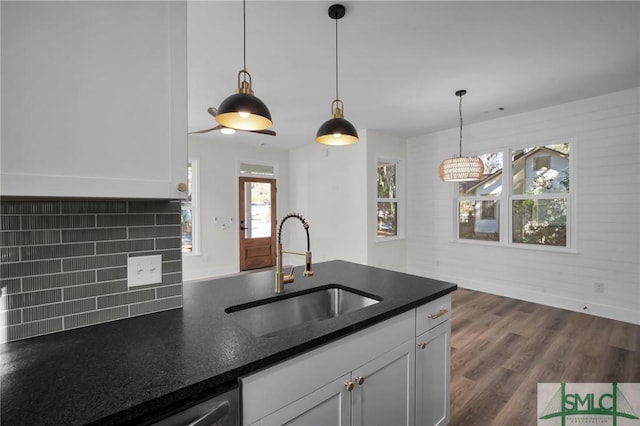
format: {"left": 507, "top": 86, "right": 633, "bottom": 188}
{"left": 225, "top": 285, "right": 381, "bottom": 337}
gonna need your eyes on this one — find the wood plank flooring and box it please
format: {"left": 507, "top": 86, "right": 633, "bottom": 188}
{"left": 450, "top": 288, "right": 640, "bottom": 425}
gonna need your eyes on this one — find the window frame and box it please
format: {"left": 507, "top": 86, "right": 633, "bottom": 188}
{"left": 181, "top": 158, "right": 200, "bottom": 256}
{"left": 453, "top": 140, "right": 576, "bottom": 252}
{"left": 376, "top": 157, "right": 405, "bottom": 241}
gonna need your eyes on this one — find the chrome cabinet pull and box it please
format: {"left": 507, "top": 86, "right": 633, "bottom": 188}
{"left": 417, "top": 342, "right": 426, "bottom": 350}
{"left": 428, "top": 308, "right": 449, "bottom": 320}
{"left": 345, "top": 381, "right": 354, "bottom": 391}
{"left": 355, "top": 375, "right": 365, "bottom": 385}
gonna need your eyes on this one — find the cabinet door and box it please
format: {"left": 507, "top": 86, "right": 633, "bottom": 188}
{"left": 250, "top": 373, "right": 351, "bottom": 426}
{"left": 351, "top": 339, "right": 415, "bottom": 426}
{"left": 1, "top": 1, "right": 187, "bottom": 199}
{"left": 415, "top": 321, "right": 450, "bottom": 426}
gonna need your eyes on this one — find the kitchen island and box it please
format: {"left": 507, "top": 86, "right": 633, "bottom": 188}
{"left": 0, "top": 260, "right": 456, "bottom": 425}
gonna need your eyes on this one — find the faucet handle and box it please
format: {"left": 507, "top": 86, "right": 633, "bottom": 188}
{"left": 282, "top": 265, "right": 295, "bottom": 284}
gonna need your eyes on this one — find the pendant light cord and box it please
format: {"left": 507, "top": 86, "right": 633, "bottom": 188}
{"left": 335, "top": 15, "right": 339, "bottom": 100}
{"left": 458, "top": 93, "right": 463, "bottom": 158}
{"left": 243, "top": 0, "right": 247, "bottom": 77}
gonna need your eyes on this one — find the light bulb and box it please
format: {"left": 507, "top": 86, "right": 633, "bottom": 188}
{"left": 238, "top": 111, "right": 250, "bottom": 119}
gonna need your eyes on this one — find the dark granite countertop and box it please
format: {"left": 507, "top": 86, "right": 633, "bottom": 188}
{"left": 0, "top": 260, "right": 456, "bottom": 425}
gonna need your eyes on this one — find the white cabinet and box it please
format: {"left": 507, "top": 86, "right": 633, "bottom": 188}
{"left": 351, "top": 339, "right": 415, "bottom": 426}
{"left": 1, "top": 1, "right": 187, "bottom": 199}
{"left": 253, "top": 373, "right": 351, "bottom": 426}
{"left": 415, "top": 295, "right": 451, "bottom": 426}
{"left": 241, "top": 294, "right": 452, "bottom": 426}
{"left": 416, "top": 321, "right": 450, "bottom": 426}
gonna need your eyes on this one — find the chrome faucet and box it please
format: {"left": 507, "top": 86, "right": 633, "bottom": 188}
{"left": 275, "top": 213, "right": 313, "bottom": 293}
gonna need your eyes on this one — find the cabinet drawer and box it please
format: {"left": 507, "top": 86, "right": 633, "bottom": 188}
{"left": 415, "top": 294, "right": 451, "bottom": 336}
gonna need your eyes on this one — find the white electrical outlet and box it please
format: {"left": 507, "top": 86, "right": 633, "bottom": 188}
{"left": 127, "top": 255, "right": 162, "bottom": 288}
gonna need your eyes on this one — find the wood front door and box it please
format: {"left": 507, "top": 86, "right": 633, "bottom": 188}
{"left": 239, "top": 177, "right": 276, "bottom": 271}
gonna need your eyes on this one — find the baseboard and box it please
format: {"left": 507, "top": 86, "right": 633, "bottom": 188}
{"left": 408, "top": 269, "right": 640, "bottom": 325}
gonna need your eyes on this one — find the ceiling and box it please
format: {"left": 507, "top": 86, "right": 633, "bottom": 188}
{"left": 187, "top": 1, "right": 640, "bottom": 150}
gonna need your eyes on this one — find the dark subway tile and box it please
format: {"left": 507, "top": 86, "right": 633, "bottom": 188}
{"left": 22, "top": 215, "right": 96, "bottom": 230}
{"left": 0, "top": 289, "right": 62, "bottom": 310}
{"left": 157, "top": 284, "right": 182, "bottom": 299}
{"left": 97, "top": 289, "right": 155, "bottom": 309}
{"left": 1, "top": 216, "right": 21, "bottom": 231}
{"left": 97, "top": 267, "right": 127, "bottom": 282}
{"left": 64, "top": 306, "right": 128, "bottom": 330}
{"left": 96, "top": 239, "right": 155, "bottom": 254}
{"left": 155, "top": 237, "right": 181, "bottom": 250}
{"left": 61, "top": 201, "right": 126, "bottom": 214}
{"left": 96, "top": 214, "right": 155, "bottom": 227}
{"left": 1, "top": 259, "right": 61, "bottom": 279}
{"left": 22, "top": 271, "right": 96, "bottom": 292}
{"left": 0, "top": 309, "right": 22, "bottom": 326}
{"left": 23, "top": 299, "right": 96, "bottom": 322}
{"left": 64, "top": 281, "right": 128, "bottom": 300}
{"left": 2, "top": 318, "right": 63, "bottom": 343}
{"left": 1, "top": 247, "right": 20, "bottom": 262}
{"left": 21, "top": 243, "right": 95, "bottom": 261}
{"left": 128, "top": 201, "right": 181, "bottom": 214}
{"left": 1, "top": 230, "right": 61, "bottom": 246}
{"left": 63, "top": 254, "right": 127, "bottom": 272}
{"left": 0, "top": 279, "right": 21, "bottom": 294}
{"left": 128, "top": 226, "right": 181, "bottom": 239}
{"left": 62, "top": 228, "right": 127, "bottom": 243}
{"left": 0, "top": 200, "right": 60, "bottom": 215}
{"left": 156, "top": 214, "right": 181, "bottom": 225}
{"left": 130, "top": 296, "right": 181, "bottom": 317}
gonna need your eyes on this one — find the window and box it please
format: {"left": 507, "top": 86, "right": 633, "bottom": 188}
{"left": 456, "top": 142, "right": 572, "bottom": 249}
{"left": 377, "top": 160, "right": 400, "bottom": 238}
{"left": 181, "top": 160, "right": 198, "bottom": 253}
{"left": 457, "top": 152, "right": 503, "bottom": 242}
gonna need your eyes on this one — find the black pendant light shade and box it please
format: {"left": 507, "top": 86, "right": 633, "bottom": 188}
{"left": 316, "top": 101, "right": 358, "bottom": 146}
{"left": 316, "top": 4, "right": 358, "bottom": 146}
{"left": 216, "top": 70, "right": 272, "bottom": 131}
{"left": 216, "top": 0, "right": 273, "bottom": 132}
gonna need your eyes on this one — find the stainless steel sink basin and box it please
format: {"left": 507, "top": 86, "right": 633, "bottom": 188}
{"left": 225, "top": 285, "right": 381, "bottom": 337}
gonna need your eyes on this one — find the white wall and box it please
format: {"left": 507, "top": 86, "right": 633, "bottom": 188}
{"left": 183, "top": 136, "right": 290, "bottom": 281}
{"left": 288, "top": 139, "right": 368, "bottom": 266}
{"left": 406, "top": 87, "right": 640, "bottom": 324}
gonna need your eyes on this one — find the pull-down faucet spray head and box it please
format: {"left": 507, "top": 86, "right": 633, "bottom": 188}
{"left": 275, "top": 213, "right": 313, "bottom": 293}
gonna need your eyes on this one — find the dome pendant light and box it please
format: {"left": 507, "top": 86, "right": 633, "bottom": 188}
{"left": 438, "top": 90, "right": 484, "bottom": 182}
{"left": 216, "top": 0, "right": 272, "bottom": 131}
{"left": 316, "top": 4, "right": 358, "bottom": 146}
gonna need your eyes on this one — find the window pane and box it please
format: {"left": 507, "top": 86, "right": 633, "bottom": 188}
{"left": 512, "top": 144, "right": 570, "bottom": 195}
{"left": 377, "top": 161, "right": 396, "bottom": 199}
{"left": 245, "top": 182, "right": 272, "bottom": 238}
{"left": 181, "top": 162, "right": 193, "bottom": 252}
{"left": 512, "top": 199, "right": 567, "bottom": 246}
{"left": 458, "top": 152, "right": 503, "bottom": 197}
{"left": 458, "top": 200, "right": 500, "bottom": 241}
{"left": 377, "top": 201, "right": 397, "bottom": 237}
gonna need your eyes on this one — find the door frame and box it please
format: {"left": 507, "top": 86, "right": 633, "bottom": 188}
{"left": 239, "top": 176, "right": 277, "bottom": 271}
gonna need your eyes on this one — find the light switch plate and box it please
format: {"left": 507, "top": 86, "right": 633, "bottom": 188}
{"left": 127, "top": 255, "right": 162, "bottom": 288}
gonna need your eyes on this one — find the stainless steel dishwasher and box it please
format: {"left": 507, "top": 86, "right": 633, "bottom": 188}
{"left": 150, "top": 385, "right": 239, "bottom": 426}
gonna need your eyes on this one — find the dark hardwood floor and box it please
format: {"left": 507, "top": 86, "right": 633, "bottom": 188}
{"left": 450, "top": 288, "right": 640, "bottom": 425}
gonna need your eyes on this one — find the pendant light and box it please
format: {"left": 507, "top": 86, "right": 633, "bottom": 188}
{"left": 216, "top": 0, "right": 272, "bottom": 131}
{"left": 438, "top": 90, "right": 484, "bottom": 182}
{"left": 316, "top": 4, "right": 358, "bottom": 146}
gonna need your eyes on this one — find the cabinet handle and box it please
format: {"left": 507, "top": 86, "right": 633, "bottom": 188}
{"left": 428, "top": 309, "right": 449, "bottom": 320}
{"left": 176, "top": 182, "right": 188, "bottom": 193}
{"left": 417, "top": 342, "right": 426, "bottom": 350}
{"left": 355, "top": 375, "right": 365, "bottom": 385}
{"left": 345, "top": 381, "right": 355, "bottom": 391}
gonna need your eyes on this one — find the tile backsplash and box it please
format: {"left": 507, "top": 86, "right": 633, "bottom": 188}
{"left": 0, "top": 199, "right": 183, "bottom": 343}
